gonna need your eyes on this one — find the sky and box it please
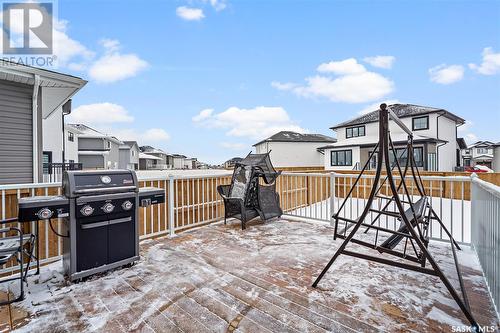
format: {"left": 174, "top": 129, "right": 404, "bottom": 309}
{"left": 3, "top": 0, "right": 500, "bottom": 164}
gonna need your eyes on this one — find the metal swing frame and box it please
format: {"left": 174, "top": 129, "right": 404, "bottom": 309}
{"left": 312, "top": 104, "right": 481, "bottom": 331}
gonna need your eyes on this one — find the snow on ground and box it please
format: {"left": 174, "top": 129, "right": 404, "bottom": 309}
{"left": 1, "top": 218, "right": 497, "bottom": 332}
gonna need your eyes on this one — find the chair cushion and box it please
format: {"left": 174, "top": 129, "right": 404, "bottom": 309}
{"left": 0, "top": 234, "right": 32, "bottom": 254}
{"left": 229, "top": 166, "right": 252, "bottom": 199}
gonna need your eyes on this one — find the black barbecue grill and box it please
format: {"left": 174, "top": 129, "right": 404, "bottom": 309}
{"left": 18, "top": 170, "right": 164, "bottom": 281}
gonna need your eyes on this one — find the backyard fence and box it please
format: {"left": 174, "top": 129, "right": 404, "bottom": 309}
{"left": 0, "top": 171, "right": 485, "bottom": 276}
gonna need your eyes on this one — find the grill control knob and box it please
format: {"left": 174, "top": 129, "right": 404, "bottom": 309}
{"left": 80, "top": 205, "right": 94, "bottom": 216}
{"left": 37, "top": 208, "right": 53, "bottom": 219}
{"left": 102, "top": 203, "right": 115, "bottom": 213}
{"left": 122, "top": 200, "right": 133, "bottom": 210}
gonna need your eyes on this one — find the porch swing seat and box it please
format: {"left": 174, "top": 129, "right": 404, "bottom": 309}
{"left": 380, "top": 196, "right": 428, "bottom": 250}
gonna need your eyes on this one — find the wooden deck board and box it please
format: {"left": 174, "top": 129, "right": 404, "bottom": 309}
{"left": 0, "top": 218, "right": 498, "bottom": 332}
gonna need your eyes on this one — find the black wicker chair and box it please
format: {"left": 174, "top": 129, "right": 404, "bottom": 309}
{"left": 217, "top": 152, "right": 283, "bottom": 229}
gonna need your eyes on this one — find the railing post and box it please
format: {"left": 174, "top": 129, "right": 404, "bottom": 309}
{"left": 330, "top": 172, "right": 336, "bottom": 226}
{"left": 168, "top": 174, "right": 175, "bottom": 237}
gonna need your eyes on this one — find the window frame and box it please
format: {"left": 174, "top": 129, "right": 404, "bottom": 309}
{"left": 330, "top": 149, "right": 353, "bottom": 167}
{"left": 68, "top": 131, "right": 74, "bottom": 142}
{"left": 412, "top": 116, "right": 429, "bottom": 131}
{"left": 390, "top": 147, "right": 424, "bottom": 168}
{"left": 345, "top": 125, "right": 366, "bottom": 138}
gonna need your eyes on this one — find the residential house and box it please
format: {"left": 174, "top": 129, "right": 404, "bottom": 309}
{"left": 183, "top": 157, "right": 197, "bottom": 169}
{"left": 253, "top": 131, "right": 337, "bottom": 168}
{"left": 64, "top": 125, "right": 81, "bottom": 164}
{"left": 224, "top": 157, "right": 243, "bottom": 169}
{"left": 492, "top": 142, "right": 500, "bottom": 172}
{"left": 320, "top": 104, "right": 465, "bottom": 172}
{"left": 172, "top": 154, "right": 187, "bottom": 169}
{"left": 66, "top": 124, "right": 123, "bottom": 169}
{"left": 139, "top": 146, "right": 171, "bottom": 169}
{"left": 139, "top": 153, "right": 164, "bottom": 170}
{"left": 462, "top": 141, "right": 495, "bottom": 169}
{"left": 120, "top": 141, "right": 140, "bottom": 170}
{"left": 0, "top": 61, "right": 86, "bottom": 184}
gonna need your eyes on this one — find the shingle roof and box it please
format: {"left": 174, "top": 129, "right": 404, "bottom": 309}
{"left": 330, "top": 104, "right": 465, "bottom": 130}
{"left": 253, "top": 131, "right": 336, "bottom": 146}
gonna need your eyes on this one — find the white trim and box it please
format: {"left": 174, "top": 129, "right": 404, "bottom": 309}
{"left": 32, "top": 74, "right": 40, "bottom": 183}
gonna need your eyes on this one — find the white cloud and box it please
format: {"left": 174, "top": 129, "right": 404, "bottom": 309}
{"left": 271, "top": 81, "right": 298, "bottom": 91}
{"left": 68, "top": 103, "right": 134, "bottom": 124}
{"left": 273, "top": 58, "right": 394, "bottom": 103}
{"left": 429, "top": 64, "right": 464, "bottom": 84}
{"left": 220, "top": 142, "right": 247, "bottom": 150}
{"left": 192, "top": 108, "right": 214, "bottom": 122}
{"left": 363, "top": 56, "right": 395, "bottom": 69}
{"left": 209, "top": 0, "right": 227, "bottom": 11}
{"left": 88, "top": 39, "right": 148, "bottom": 83}
{"left": 105, "top": 128, "right": 170, "bottom": 144}
{"left": 193, "top": 106, "right": 307, "bottom": 140}
{"left": 469, "top": 47, "right": 500, "bottom": 75}
{"left": 317, "top": 58, "right": 366, "bottom": 75}
{"left": 457, "top": 120, "right": 478, "bottom": 145}
{"left": 358, "top": 99, "right": 400, "bottom": 115}
{"left": 176, "top": 6, "right": 205, "bottom": 21}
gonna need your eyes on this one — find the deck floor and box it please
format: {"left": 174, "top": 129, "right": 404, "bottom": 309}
{"left": 1, "top": 218, "right": 498, "bottom": 332}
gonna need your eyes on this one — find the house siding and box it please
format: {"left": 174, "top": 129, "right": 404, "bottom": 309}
{"left": 0, "top": 80, "right": 34, "bottom": 184}
{"left": 79, "top": 155, "right": 104, "bottom": 169}
{"left": 255, "top": 141, "right": 329, "bottom": 167}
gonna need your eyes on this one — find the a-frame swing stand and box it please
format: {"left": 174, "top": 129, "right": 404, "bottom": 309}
{"left": 312, "top": 104, "right": 481, "bottom": 332}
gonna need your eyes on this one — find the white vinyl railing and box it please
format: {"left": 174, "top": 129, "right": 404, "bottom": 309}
{"left": 0, "top": 171, "right": 488, "bottom": 276}
{"left": 471, "top": 174, "right": 500, "bottom": 314}
{"left": 280, "top": 172, "right": 472, "bottom": 244}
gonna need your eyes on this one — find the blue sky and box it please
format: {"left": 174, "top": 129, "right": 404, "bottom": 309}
{"left": 29, "top": 1, "right": 500, "bottom": 163}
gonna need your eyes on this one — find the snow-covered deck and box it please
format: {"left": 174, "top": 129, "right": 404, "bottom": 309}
{"left": 1, "top": 218, "right": 498, "bottom": 332}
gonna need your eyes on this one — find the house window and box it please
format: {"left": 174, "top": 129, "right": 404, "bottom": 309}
{"left": 477, "top": 148, "right": 488, "bottom": 154}
{"left": 68, "top": 132, "right": 74, "bottom": 142}
{"left": 331, "top": 150, "right": 352, "bottom": 166}
{"left": 464, "top": 159, "right": 471, "bottom": 167}
{"left": 389, "top": 147, "right": 424, "bottom": 167}
{"left": 346, "top": 126, "right": 365, "bottom": 138}
{"left": 412, "top": 116, "right": 429, "bottom": 131}
{"left": 42, "top": 151, "right": 52, "bottom": 174}
{"left": 107, "top": 141, "right": 111, "bottom": 149}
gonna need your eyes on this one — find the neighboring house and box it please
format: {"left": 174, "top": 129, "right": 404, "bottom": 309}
{"left": 253, "top": 131, "right": 337, "bottom": 168}
{"left": 224, "top": 157, "right": 243, "bottom": 169}
{"left": 140, "top": 146, "right": 172, "bottom": 169}
{"left": 64, "top": 125, "right": 81, "bottom": 163}
{"left": 184, "top": 157, "right": 197, "bottom": 169}
{"left": 172, "top": 154, "right": 187, "bottom": 169}
{"left": 139, "top": 153, "right": 164, "bottom": 170}
{"left": 456, "top": 137, "right": 468, "bottom": 169}
{"left": 492, "top": 143, "right": 500, "bottom": 172}
{"left": 463, "top": 141, "right": 495, "bottom": 169}
{"left": 320, "top": 104, "right": 465, "bottom": 172}
{"left": 66, "top": 124, "right": 123, "bottom": 169}
{"left": 0, "top": 61, "right": 86, "bottom": 184}
{"left": 120, "top": 141, "right": 140, "bottom": 170}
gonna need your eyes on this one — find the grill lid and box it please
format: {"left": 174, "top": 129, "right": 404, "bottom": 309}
{"left": 63, "top": 170, "right": 139, "bottom": 197}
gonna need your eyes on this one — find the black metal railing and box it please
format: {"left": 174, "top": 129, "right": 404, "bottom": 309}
{"left": 43, "top": 163, "right": 83, "bottom": 182}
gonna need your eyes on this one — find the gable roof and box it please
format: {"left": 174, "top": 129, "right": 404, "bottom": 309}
{"left": 66, "top": 124, "right": 123, "bottom": 144}
{"left": 469, "top": 140, "right": 495, "bottom": 148}
{"left": 330, "top": 104, "right": 465, "bottom": 130}
{"left": 253, "top": 131, "right": 337, "bottom": 146}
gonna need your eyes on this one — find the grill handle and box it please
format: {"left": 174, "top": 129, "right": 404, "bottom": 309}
{"left": 108, "top": 217, "right": 132, "bottom": 225}
{"left": 73, "top": 186, "right": 137, "bottom": 195}
{"left": 81, "top": 221, "right": 108, "bottom": 229}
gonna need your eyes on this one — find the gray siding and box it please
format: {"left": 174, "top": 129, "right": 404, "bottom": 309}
{"left": 78, "top": 137, "right": 104, "bottom": 151}
{"left": 119, "top": 148, "right": 131, "bottom": 169}
{"left": 79, "top": 155, "right": 104, "bottom": 169}
{"left": 0, "top": 80, "right": 33, "bottom": 184}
